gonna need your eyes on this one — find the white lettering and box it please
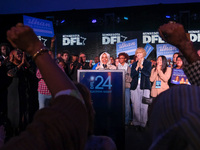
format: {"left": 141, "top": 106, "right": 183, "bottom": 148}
{"left": 62, "top": 34, "right": 86, "bottom": 46}
{"left": 143, "top": 36, "right": 151, "bottom": 43}
{"left": 143, "top": 35, "right": 165, "bottom": 44}
{"left": 190, "top": 34, "right": 198, "bottom": 42}
{"left": 102, "top": 37, "right": 110, "bottom": 44}
{"left": 77, "top": 38, "right": 82, "bottom": 45}
{"left": 63, "top": 38, "right": 70, "bottom": 45}
{"left": 70, "top": 38, "right": 77, "bottom": 45}
{"left": 158, "top": 45, "right": 177, "bottom": 51}
{"left": 110, "top": 37, "right": 118, "bottom": 44}
{"left": 28, "top": 18, "right": 51, "bottom": 27}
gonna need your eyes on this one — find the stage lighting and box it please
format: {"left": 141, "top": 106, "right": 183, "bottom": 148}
{"left": 124, "top": 17, "right": 128, "bottom": 20}
{"left": 166, "top": 15, "right": 171, "bottom": 18}
{"left": 61, "top": 20, "right": 65, "bottom": 23}
{"left": 92, "top": 19, "right": 97, "bottom": 23}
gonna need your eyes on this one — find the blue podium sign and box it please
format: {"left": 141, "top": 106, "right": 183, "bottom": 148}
{"left": 77, "top": 70, "right": 125, "bottom": 150}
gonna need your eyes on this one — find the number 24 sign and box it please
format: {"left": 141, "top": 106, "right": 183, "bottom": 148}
{"left": 90, "top": 75, "right": 112, "bottom": 90}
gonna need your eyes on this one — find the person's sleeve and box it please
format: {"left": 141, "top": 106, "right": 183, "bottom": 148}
{"left": 150, "top": 68, "right": 157, "bottom": 82}
{"left": 141, "top": 61, "right": 152, "bottom": 77}
{"left": 125, "top": 67, "right": 132, "bottom": 83}
{"left": 36, "top": 68, "right": 42, "bottom": 79}
{"left": 92, "top": 64, "right": 97, "bottom": 70}
{"left": 183, "top": 60, "right": 200, "bottom": 86}
{"left": 6, "top": 64, "right": 18, "bottom": 77}
{"left": 131, "top": 63, "right": 139, "bottom": 78}
{"left": 158, "top": 67, "right": 172, "bottom": 82}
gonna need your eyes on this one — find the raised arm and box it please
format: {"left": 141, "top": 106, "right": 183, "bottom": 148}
{"left": 158, "top": 22, "right": 200, "bottom": 86}
{"left": 7, "top": 23, "right": 77, "bottom": 97}
{"left": 5, "top": 23, "right": 88, "bottom": 150}
{"left": 158, "top": 22, "right": 200, "bottom": 64}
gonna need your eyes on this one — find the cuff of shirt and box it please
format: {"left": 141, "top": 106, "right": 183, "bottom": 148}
{"left": 54, "top": 89, "right": 84, "bottom": 104}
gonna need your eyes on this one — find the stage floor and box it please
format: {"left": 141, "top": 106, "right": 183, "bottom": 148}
{"left": 125, "top": 125, "right": 151, "bottom": 150}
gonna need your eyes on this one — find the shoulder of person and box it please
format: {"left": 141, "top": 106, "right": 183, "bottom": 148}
{"left": 132, "top": 61, "right": 138, "bottom": 66}
{"left": 124, "top": 63, "right": 129, "bottom": 67}
{"left": 144, "top": 59, "right": 151, "bottom": 64}
{"left": 109, "top": 65, "right": 117, "bottom": 70}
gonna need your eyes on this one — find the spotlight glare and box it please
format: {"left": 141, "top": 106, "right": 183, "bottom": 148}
{"left": 61, "top": 20, "right": 65, "bottom": 23}
{"left": 92, "top": 19, "right": 97, "bottom": 23}
{"left": 166, "top": 15, "right": 171, "bottom": 18}
{"left": 124, "top": 17, "right": 128, "bottom": 20}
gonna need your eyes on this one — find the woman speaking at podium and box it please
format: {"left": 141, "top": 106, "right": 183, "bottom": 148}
{"left": 95, "top": 52, "right": 116, "bottom": 70}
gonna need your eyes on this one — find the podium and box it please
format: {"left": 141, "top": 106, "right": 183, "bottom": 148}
{"left": 78, "top": 70, "right": 125, "bottom": 150}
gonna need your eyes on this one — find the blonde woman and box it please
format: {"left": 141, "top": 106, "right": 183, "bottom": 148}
{"left": 130, "top": 47, "right": 151, "bottom": 129}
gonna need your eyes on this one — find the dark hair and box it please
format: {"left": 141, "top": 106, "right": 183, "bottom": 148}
{"left": 79, "top": 52, "right": 85, "bottom": 56}
{"left": 56, "top": 57, "right": 64, "bottom": 63}
{"left": 61, "top": 50, "right": 70, "bottom": 56}
{"left": 118, "top": 52, "right": 129, "bottom": 63}
{"left": 156, "top": 55, "right": 168, "bottom": 73}
{"left": 176, "top": 55, "right": 187, "bottom": 69}
{"left": 0, "top": 43, "right": 10, "bottom": 56}
{"left": 110, "top": 56, "right": 115, "bottom": 65}
{"left": 173, "top": 52, "right": 179, "bottom": 57}
{"left": 172, "top": 52, "right": 179, "bottom": 66}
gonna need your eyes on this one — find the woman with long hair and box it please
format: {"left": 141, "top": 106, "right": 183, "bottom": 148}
{"left": 175, "top": 55, "right": 187, "bottom": 69}
{"left": 150, "top": 55, "right": 172, "bottom": 98}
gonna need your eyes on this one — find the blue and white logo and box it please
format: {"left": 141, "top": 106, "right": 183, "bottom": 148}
{"left": 23, "top": 15, "right": 54, "bottom": 37}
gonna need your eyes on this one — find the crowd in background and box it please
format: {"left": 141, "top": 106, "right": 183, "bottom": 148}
{"left": 0, "top": 28, "right": 200, "bottom": 148}
{"left": 0, "top": 20, "right": 200, "bottom": 150}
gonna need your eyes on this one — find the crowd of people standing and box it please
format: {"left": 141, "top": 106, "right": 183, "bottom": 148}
{"left": 0, "top": 35, "right": 195, "bottom": 137}
{"left": 1, "top": 21, "right": 200, "bottom": 149}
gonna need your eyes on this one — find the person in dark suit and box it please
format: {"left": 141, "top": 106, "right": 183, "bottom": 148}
{"left": 130, "top": 47, "right": 151, "bottom": 129}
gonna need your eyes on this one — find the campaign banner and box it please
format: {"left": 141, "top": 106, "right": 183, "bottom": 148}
{"left": 156, "top": 44, "right": 179, "bottom": 60}
{"left": 144, "top": 43, "right": 154, "bottom": 59}
{"left": 171, "top": 69, "right": 191, "bottom": 85}
{"left": 116, "top": 39, "right": 137, "bottom": 57}
{"left": 77, "top": 70, "right": 125, "bottom": 150}
{"left": 23, "top": 15, "right": 54, "bottom": 37}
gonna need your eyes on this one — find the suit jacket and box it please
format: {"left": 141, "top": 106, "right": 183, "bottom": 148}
{"left": 130, "top": 59, "right": 152, "bottom": 90}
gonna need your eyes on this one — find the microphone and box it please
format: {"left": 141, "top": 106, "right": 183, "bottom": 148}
{"left": 103, "top": 64, "right": 107, "bottom": 68}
